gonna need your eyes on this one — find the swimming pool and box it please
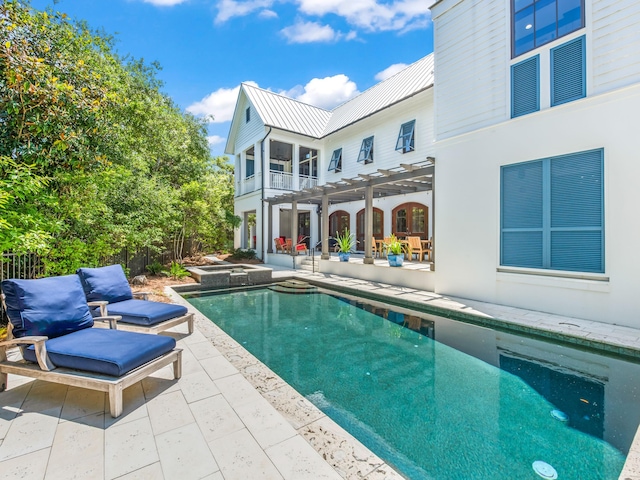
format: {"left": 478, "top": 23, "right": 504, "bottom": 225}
{"left": 185, "top": 284, "right": 640, "bottom": 479}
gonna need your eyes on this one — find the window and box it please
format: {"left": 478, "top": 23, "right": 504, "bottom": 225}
{"left": 328, "top": 148, "right": 342, "bottom": 172}
{"left": 512, "top": 0, "right": 584, "bottom": 58}
{"left": 500, "top": 149, "right": 603, "bottom": 273}
{"left": 357, "top": 136, "right": 374, "bottom": 164}
{"left": 511, "top": 55, "right": 539, "bottom": 118}
{"left": 551, "top": 35, "right": 586, "bottom": 106}
{"left": 245, "top": 107, "right": 250, "bottom": 123}
{"left": 395, "top": 120, "right": 415, "bottom": 154}
{"left": 246, "top": 159, "right": 254, "bottom": 178}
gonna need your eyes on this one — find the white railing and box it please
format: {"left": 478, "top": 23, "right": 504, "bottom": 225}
{"left": 270, "top": 171, "right": 293, "bottom": 190}
{"left": 242, "top": 175, "right": 255, "bottom": 195}
{"left": 299, "top": 175, "right": 318, "bottom": 190}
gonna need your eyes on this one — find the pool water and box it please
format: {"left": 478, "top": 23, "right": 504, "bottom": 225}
{"left": 186, "top": 286, "right": 639, "bottom": 480}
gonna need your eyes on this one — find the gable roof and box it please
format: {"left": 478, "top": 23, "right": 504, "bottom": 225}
{"left": 225, "top": 53, "right": 434, "bottom": 154}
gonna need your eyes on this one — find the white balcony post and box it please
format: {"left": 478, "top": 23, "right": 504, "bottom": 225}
{"left": 293, "top": 146, "right": 300, "bottom": 191}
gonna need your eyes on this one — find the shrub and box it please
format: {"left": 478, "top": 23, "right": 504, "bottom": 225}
{"left": 146, "top": 260, "right": 164, "bottom": 275}
{"left": 163, "top": 261, "right": 190, "bottom": 280}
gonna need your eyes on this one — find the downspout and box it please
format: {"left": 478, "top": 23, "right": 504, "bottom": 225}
{"left": 260, "top": 127, "right": 272, "bottom": 261}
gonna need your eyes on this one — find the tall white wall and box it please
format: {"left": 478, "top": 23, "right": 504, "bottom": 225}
{"left": 431, "top": 0, "right": 508, "bottom": 140}
{"left": 433, "top": 83, "right": 640, "bottom": 327}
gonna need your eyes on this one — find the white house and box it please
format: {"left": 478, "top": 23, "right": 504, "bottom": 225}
{"left": 430, "top": 0, "right": 640, "bottom": 327}
{"left": 226, "top": 54, "right": 436, "bottom": 268}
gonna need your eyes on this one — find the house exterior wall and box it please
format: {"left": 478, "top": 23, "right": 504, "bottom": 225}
{"left": 434, "top": 80, "right": 640, "bottom": 327}
{"left": 324, "top": 89, "right": 434, "bottom": 183}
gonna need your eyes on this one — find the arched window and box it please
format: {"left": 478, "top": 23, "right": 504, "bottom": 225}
{"left": 392, "top": 203, "right": 428, "bottom": 239}
{"left": 356, "top": 208, "right": 384, "bottom": 248}
{"left": 329, "top": 210, "right": 350, "bottom": 237}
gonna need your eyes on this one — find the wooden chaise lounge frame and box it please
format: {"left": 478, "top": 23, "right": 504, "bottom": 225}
{"left": 88, "top": 291, "right": 195, "bottom": 335}
{"left": 0, "top": 295, "right": 182, "bottom": 418}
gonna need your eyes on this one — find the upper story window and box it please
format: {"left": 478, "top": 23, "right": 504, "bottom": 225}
{"left": 395, "top": 120, "right": 415, "bottom": 154}
{"left": 357, "top": 136, "right": 374, "bottom": 164}
{"left": 245, "top": 107, "right": 251, "bottom": 123}
{"left": 512, "top": 0, "right": 584, "bottom": 58}
{"left": 328, "top": 148, "right": 342, "bottom": 173}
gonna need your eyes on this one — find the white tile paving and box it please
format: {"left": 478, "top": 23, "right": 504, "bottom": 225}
{"left": 1, "top": 268, "right": 640, "bottom": 479}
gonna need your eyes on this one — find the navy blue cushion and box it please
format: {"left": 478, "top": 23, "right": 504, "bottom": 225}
{"left": 103, "top": 299, "right": 188, "bottom": 326}
{"left": 23, "top": 328, "right": 176, "bottom": 377}
{"left": 76, "top": 265, "right": 133, "bottom": 303}
{"left": 1, "top": 276, "right": 94, "bottom": 339}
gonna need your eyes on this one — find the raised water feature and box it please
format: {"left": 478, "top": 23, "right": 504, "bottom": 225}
{"left": 186, "top": 264, "right": 272, "bottom": 288}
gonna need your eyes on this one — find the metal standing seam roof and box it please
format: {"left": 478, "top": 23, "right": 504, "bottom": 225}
{"left": 239, "top": 53, "right": 434, "bottom": 140}
{"left": 242, "top": 84, "right": 331, "bottom": 138}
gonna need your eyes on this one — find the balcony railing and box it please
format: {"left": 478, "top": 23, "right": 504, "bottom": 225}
{"left": 270, "top": 171, "right": 293, "bottom": 190}
{"left": 242, "top": 175, "right": 255, "bottom": 194}
{"left": 299, "top": 175, "right": 318, "bottom": 190}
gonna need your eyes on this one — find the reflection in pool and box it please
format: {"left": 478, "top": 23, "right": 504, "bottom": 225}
{"left": 186, "top": 286, "right": 640, "bottom": 479}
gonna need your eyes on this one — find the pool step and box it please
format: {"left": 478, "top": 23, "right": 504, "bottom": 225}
{"left": 269, "top": 280, "right": 318, "bottom": 294}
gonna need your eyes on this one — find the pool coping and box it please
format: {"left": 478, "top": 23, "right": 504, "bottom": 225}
{"left": 171, "top": 270, "right": 640, "bottom": 480}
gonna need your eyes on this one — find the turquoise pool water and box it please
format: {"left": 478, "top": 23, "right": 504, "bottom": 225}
{"left": 186, "top": 286, "right": 639, "bottom": 479}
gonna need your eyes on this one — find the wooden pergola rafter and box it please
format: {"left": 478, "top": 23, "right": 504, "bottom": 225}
{"left": 265, "top": 159, "right": 435, "bottom": 267}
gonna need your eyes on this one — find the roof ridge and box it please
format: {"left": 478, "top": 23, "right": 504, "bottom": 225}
{"left": 241, "top": 82, "right": 331, "bottom": 113}
{"left": 329, "top": 53, "right": 434, "bottom": 113}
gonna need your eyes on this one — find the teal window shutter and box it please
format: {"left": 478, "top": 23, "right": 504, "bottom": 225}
{"left": 511, "top": 55, "right": 540, "bottom": 118}
{"left": 328, "top": 148, "right": 342, "bottom": 172}
{"left": 395, "top": 120, "right": 415, "bottom": 153}
{"left": 501, "top": 148, "right": 604, "bottom": 273}
{"left": 357, "top": 136, "right": 374, "bottom": 164}
{"left": 551, "top": 35, "right": 586, "bottom": 106}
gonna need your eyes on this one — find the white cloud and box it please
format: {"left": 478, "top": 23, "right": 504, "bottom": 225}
{"left": 295, "top": 0, "right": 430, "bottom": 32}
{"left": 258, "top": 9, "right": 278, "bottom": 19}
{"left": 280, "top": 20, "right": 339, "bottom": 44}
{"left": 207, "top": 135, "right": 226, "bottom": 146}
{"left": 283, "top": 75, "right": 360, "bottom": 110}
{"left": 141, "top": 0, "right": 188, "bottom": 6}
{"left": 215, "top": 0, "right": 275, "bottom": 23}
{"left": 374, "top": 63, "right": 407, "bottom": 81}
{"left": 186, "top": 81, "right": 258, "bottom": 123}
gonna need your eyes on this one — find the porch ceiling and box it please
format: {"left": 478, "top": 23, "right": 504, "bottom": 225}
{"left": 266, "top": 159, "right": 434, "bottom": 206}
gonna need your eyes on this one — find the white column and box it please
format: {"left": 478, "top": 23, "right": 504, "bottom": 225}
{"left": 263, "top": 139, "right": 271, "bottom": 189}
{"left": 293, "top": 145, "right": 300, "bottom": 191}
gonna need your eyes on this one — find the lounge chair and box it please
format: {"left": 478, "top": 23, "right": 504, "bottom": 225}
{"left": 406, "top": 236, "right": 428, "bottom": 262}
{"left": 76, "top": 265, "right": 194, "bottom": 335}
{"left": 0, "top": 275, "right": 182, "bottom": 417}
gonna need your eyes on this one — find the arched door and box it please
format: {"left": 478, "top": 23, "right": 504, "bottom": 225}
{"left": 329, "top": 210, "right": 350, "bottom": 237}
{"left": 356, "top": 208, "right": 384, "bottom": 248}
{"left": 392, "top": 203, "right": 428, "bottom": 239}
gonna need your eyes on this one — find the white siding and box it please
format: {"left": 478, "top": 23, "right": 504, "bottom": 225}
{"left": 592, "top": 0, "right": 640, "bottom": 94}
{"left": 432, "top": 0, "right": 508, "bottom": 140}
{"left": 323, "top": 90, "right": 434, "bottom": 183}
{"left": 233, "top": 97, "right": 265, "bottom": 155}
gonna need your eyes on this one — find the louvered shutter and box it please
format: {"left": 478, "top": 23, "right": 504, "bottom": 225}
{"left": 551, "top": 36, "right": 586, "bottom": 106}
{"left": 550, "top": 149, "right": 603, "bottom": 272}
{"left": 511, "top": 55, "right": 540, "bottom": 118}
{"left": 501, "top": 161, "right": 544, "bottom": 268}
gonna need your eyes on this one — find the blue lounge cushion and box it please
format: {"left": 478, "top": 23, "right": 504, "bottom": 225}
{"left": 23, "top": 328, "right": 176, "bottom": 377}
{"left": 2, "top": 275, "right": 94, "bottom": 339}
{"left": 104, "top": 299, "right": 188, "bottom": 326}
{"left": 76, "top": 265, "right": 133, "bottom": 303}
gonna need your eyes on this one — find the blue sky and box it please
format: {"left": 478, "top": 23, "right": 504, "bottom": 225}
{"left": 31, "top": 0, "right": 434, "bottom": 157}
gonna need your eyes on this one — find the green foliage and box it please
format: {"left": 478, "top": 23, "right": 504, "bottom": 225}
{"left": 0, "top": 1, "right": 236, "bottom": 273}
{"left": 163, "top": 261, "right": 190, "bottom": 280}
{"left": 333, "top": 229, "right": 355, "bottom": 253}
{"left": 145, "top": 260, "right": 164, "bottom": 275}
{"left": 229, "top": 248, "right": 257, "bottom": 260}
{"left": 384, "top": 235, "right": 406, "bottom": 255}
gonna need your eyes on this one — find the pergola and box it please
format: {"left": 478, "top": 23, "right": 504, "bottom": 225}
{"left": 265, "top": 158, "right": 435, "bottom": 266}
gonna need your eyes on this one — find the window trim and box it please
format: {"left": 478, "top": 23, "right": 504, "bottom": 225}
{"left": 550, "top": 35, "right": 586, "bottom": 107}
{"left": 500, "top": 148, "right": 604, "bottom": 274}
{"left": 357, "top": 136, "right": 374, "bottom": 164}
{"left": 395, "top": 120, "right": 415, "bottom": 154}
{"left": 328, "top": 148, "right": 342, "bottom": 173}
{"left": 511, "top": 0, "right": 585, "bottom": 59}
{"left": 511, "top": 54, "right": 540, "bottom": 118}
